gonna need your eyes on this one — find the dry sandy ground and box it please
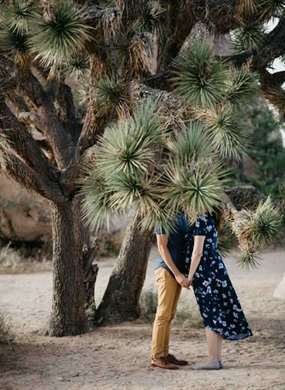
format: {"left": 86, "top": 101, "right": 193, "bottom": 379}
{"left": 0, "top": 248, "right": 285, "bottom": 390}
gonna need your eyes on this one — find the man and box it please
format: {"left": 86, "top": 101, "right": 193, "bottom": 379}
{"left": 151, "top": 212, "right": 192, "bottom": 369}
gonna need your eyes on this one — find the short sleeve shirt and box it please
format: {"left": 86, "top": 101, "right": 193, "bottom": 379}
{"left": 154, "top": 213, "right": 192, "bottom": 276}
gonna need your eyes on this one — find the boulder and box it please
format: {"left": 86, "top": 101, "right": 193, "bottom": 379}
{"left": 0, "top": 172, "right": 51, "bottom": 242}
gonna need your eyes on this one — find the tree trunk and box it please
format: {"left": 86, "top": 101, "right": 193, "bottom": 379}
{"left": 49, "top": 201, "right": 87, "bottom": 336}
{"left": 95, "top": 214, "right": 153, "bottom": 325}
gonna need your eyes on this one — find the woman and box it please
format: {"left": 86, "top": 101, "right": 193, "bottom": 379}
{"left": 187, "top": 212, "right": 252, "bottom": 370}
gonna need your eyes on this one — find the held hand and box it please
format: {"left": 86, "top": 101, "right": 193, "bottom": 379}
{"left": 175, "top": 273, "right": 189, "bottom": 288}
{"left": 187, "top": 276, "right": 193, "bottom": 289}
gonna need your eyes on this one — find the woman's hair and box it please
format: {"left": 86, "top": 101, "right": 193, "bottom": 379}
{"left": 211, "top": 208, "right": 225, "bottom": 234}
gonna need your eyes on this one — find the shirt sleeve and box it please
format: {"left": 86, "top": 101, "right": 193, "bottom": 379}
{"left": 192, "top": 215, "right": 208, "bottom": 236}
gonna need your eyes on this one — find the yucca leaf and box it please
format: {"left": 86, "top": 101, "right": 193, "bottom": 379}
{"left": 162, "top": 161, "right": 226, "bottom": 221}
{"left": 232, "top": 25, "right": 265, "bottom": 52}
{"left": 250, "top": 197, "right": 282, "bottom": 245}
{"left": 172, "top": 41, "right": 228, "bottom": 108}
{"left": 108, "top": 171, "right": 160, "bottom": 212}
{"left": 65, "top": 52, "right": 89, "bottom": 78}
{"left": 226, "top": 66, "right": 257, "bottom": 105}
{"left": 201, "top": 105, "right": 246, "bottom": 161}
{"left": 96, "top": 121, "right": 157, "bottom": 178}
{"left": 136, "top": 2, "right": 165, "bottom": 33}
{"left": 0, "top": 25, "right": 30, "bottom": 58}
{"left": 30, "top": 1, "right": 93, "bottom": 66}
{"left": 238, "top": 251, "right": 261, "bottom": 269}
{"left": 132, "top": 97, "right": 161, "bottom": 140}
{"left": 96, "top": 77, "right": 129, "bottom": 116}
{"left": 166, "top": 121, "right": 214, "bottom": 166}
{"left": 95, "top": 99, "right": 161, "bottom": 178}
{"left": 80, "top": 167, "right": 115, "bottom": 231}
{"left": 1, "top": 0, "right": 39, "bottom": 34}
{"left": 231, "top": 197, "right": 282, "bottom": 267}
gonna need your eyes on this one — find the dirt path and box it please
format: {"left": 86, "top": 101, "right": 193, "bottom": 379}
{"left": 1, "top": 249, "right": 285, "bottom": 389}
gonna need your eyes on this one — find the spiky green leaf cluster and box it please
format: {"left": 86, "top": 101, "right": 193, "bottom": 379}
{"left": 250, "top": 197, "right": 282, "bottom": 244}
{"left": 172, "top": 42, "right": 256, "bottom": 162}
{"left": 65, "top": 53, "right": 89, "bottom": 78}
{"left": 96, "top": 78, "right": 129, "bottom": 115}
{"left": 0, "top": 1, "right": 35, "bottom": 58}
{"left": 0, "top": 25, "right": 30, "bottom": 56}
{"left": 82, "top": 100, "right": 230, "bottom": 231}
{"left": 201, "top": 105, "right": 247, "bottom": 161}
{"left": 172, "top": 41, "right": 228, "bottom": 108}
{"left": 232, "top": 25, "right": 265, "bottom": 52}
{"left": 30, "top": 1, "right": 93, "bottom": 66}
{"left": 82, "top": 99, "right": 166, "bottom": 230}
{"left": 136, "top": 2, "right": 165, "bottom": 33}
{"left": 231, "top": 197, "right": 282, "bottom": 268}
{"left": 81, "top": 166, "right": 114, "bottom": 231}
{"left": 162, "top": 161, "right": 227, "bottom": 222}
{"left": 1, "top": 0, "right": 38, "bottom": 33}
{"left": 95, "top": 98, "right": 161, "bottom": 178}
{"left": 226, "top": 67, "right": 258, "bottom": 104}
{"left": 166, "top": 121, "right": 213, "bottom": 165}
{"left": 238, "top": 251, "right": 261, "bottom": 269}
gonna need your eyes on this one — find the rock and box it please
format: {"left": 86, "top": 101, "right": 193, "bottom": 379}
{"left": 0, "top": 172, "right": 51, "bottom": 242}
{"left": 0, "top": 171, "right": 128, "bottom": 250}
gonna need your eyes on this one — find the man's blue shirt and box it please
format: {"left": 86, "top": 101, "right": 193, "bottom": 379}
{"left": 154, "top": 213, "right": 192, "bottom": 276}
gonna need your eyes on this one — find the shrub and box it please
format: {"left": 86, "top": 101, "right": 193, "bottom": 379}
{"left": 0, "top": 313, "right": 14, "bottom": 344}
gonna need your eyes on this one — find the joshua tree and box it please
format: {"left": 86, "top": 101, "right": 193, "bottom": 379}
{"left": 0, "top": 0, "right": 284, "bottom": 332}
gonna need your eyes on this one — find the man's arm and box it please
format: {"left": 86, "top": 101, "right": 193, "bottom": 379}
{"left": 156, "top": 234, "right": 189, "bottom": 288}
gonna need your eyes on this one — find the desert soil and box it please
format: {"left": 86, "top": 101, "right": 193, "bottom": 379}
{"left": 0, "top": 248, "right": 285, "bottom": 390}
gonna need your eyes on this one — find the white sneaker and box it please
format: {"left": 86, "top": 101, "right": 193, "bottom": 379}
{"left": 192, "top": 360, "right": 222, "bottom": 370}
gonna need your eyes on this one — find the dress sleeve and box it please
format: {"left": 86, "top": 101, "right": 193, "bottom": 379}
{"left": 154, "top": 224, "right": 167, "bottom": 235}
{"left": 192, "top": 215, "right": 208, "bottom": 236}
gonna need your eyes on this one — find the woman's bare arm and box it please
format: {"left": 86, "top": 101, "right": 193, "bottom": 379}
{"left": 188, "top": 235, "right": 205, "bottom": 283}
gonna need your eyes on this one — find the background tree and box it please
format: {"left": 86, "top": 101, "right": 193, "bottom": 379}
{"left": 0, "top": 0, "right": 284, "bottom": 332}
{"left": 233, "top": 96, "right": 285, "bottom": 199}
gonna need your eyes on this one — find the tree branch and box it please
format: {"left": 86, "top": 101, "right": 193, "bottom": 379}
{"left": 259, "top": 69, "right": 285, "bottom": 120}
{"left": 56, "top": 83, "right": 81, "bottom": 143}
{"left": 0, "top": 100, "right": 59, "bottom": 182}
{"left": 253, "top": 16, "right": 285, "bottom": 70}
{"left": 0, "top": 151, "right": 64, "bottom": 203}
{"left": 18, "top": 70, "right": 75, "bottom": 169}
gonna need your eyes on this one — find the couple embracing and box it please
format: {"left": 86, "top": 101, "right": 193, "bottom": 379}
{"left": 151, "top": 211, "right": 252, "bottom": 370}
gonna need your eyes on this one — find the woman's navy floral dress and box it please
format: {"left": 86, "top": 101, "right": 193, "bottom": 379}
{"left": 188, "top": 214, "right": 252, "bottom": 341}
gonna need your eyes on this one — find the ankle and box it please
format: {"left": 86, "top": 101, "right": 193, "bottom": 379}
{"left": 208, "top": 357, "right": 219, "bottom": 363}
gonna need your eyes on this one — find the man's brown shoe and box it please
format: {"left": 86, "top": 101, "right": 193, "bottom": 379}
{"left": 151, "top": 357, "right": 179, "bottom": 370}
{"left": 167, "top": 354, "right": 188, "bottom": 366}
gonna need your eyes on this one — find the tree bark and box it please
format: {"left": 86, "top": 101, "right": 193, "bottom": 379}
{"left": 49, "top": 201, "right": 87, "bottom": 336}
{"left": 95, "top": 214, "right": 153, "bottom": 325}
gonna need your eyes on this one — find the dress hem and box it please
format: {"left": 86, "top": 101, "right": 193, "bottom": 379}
{"left": 205, "top": 325, "right": 253, "bottom": 341}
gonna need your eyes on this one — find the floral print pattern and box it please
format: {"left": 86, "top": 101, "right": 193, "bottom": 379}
{"left": 188, "top": 214, "right": 253, "bottom": 341}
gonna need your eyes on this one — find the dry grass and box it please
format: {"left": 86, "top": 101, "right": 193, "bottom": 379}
{"left": 0, "top": 313, "right": 14, "bottom": 345}
{"left": 0, "top": 243, "right": 51, "bottom": 274}
{"left": 0, "top": 243, "right": 23, "bottom": 269}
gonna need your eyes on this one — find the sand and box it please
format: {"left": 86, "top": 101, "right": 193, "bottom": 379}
{"left": 0, "top": 248, "right": 285, "bottom": 390}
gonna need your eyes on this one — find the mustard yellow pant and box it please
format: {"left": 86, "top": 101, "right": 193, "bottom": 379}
{"left": 151, "top": 268, "right": 181, "bottom": 359}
